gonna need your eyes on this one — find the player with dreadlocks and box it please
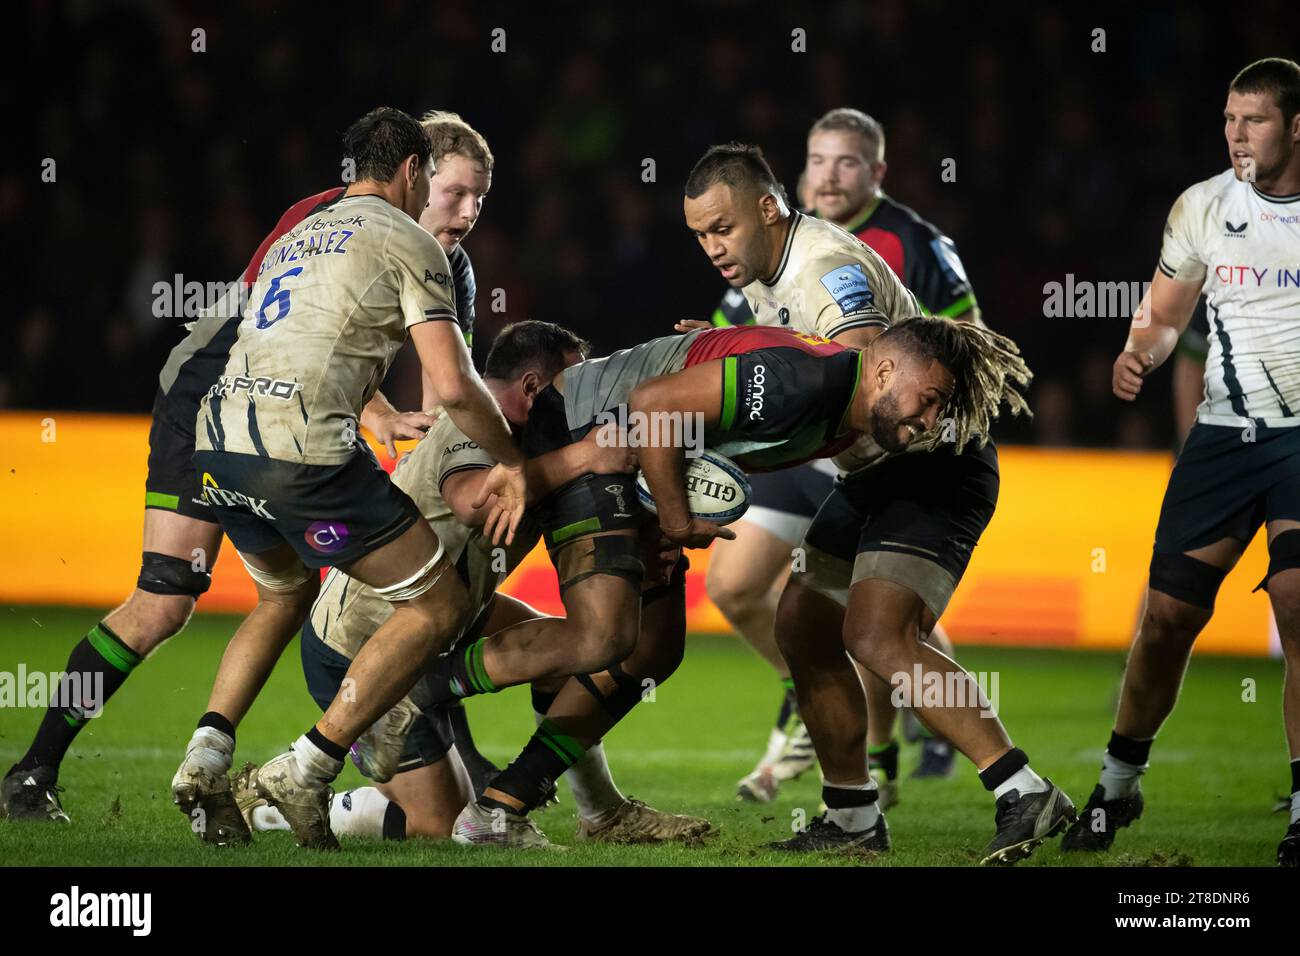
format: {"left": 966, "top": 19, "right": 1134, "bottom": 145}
{"left": 683, "top": 141, "right": 1071, "bottom": 863}
{"left": 766, "top": 318, "right": 1073, "bottom": 865}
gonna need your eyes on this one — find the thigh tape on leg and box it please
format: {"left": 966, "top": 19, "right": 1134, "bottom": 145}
{"left": 1148, "top": 550, "right": 1227, "bottom": 610}
{"left": 137, "top": 551, "right": 212, "bottom": 597}
{"left": 552, "top": 534, "right": 644, "bottom": 593}
{"left": 793, "top": 544, "right": 853, "bottom": 609}
{"left": 238, "top": 552, "right": 311, "bottom": 592}
{"left": 373, "top": 541, "right": 448, "bottom": 602}
{"left": 1256, "top": 529, "right": 1300, "bottom": 592}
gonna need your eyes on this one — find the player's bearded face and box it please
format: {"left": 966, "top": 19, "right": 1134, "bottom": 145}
{"left": 1224, "top": 91, "right": 1297, "bottom": 185}
{"left": 805, "top": 130, "right": 878, "bottom": 223}
{"left": 870, "top": 389, "right": 923, "bottom": 452}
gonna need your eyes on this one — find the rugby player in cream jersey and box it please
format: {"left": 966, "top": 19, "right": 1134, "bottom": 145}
{"left": 172, "top": 107, "right": 528, "bottom": 851}
{"left": 696, "top": 115, "right": 976, "bottom": 803}
{"left": 684, "top": 145, "right": 1074, "bottom": 864}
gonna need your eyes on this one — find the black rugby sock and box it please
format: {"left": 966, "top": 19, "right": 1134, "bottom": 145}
{"left": 13, "top": 622, "right": 141, "bottom": 774}
{"left": 868, "top": 739, "right": 900, "bottom": 781}
{"left": 775, "top": 678, "right": 798, "bottom": 732}
{"left": 486, "top": 719, "right": 587, "bottom": 812}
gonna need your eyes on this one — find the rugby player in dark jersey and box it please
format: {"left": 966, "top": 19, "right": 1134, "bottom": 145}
{"left": 1, "top": 111, "right": 488, "bottom": 824}
{"left": 695, "top": 110, "right": 978, "bottom": 802}
{"left": 682, "top": 144, "right": 1071, "bottom": 864}
{"left": 402, "top": 319, "right": 1009, "bottom": 846}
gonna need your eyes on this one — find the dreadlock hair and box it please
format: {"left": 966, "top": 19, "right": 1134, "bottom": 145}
{"left": 873, "top": 317, "right": 1032, "bottom": 453}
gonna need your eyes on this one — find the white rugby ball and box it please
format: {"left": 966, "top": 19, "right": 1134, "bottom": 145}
{"left": 635, "top": 449, "right": 752, "bottom": 526}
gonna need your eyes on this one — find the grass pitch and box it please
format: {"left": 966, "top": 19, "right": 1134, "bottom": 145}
{"left": 0, "top": 606, "right": 1289, "bottom": 866}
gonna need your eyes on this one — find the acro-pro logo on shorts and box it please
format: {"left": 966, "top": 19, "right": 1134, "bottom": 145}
{"left": 305, "top": 521, "right": 349, "bottom": 554}
{"left": 200, "top": 473, "right": 275, "bottom": 519}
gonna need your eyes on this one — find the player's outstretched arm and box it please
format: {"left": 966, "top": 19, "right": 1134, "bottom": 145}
{"left": 410, "top": 320, "right": 526, "bottom": 544}
{"left": 1113, "top": 270, "right": 1201, "bottom": 401}
{"left": 629, "top": 362, "right": 737, "bottom": 549}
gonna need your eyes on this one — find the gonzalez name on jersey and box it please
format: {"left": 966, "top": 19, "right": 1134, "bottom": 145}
{"left": 196, "top": 195, "right": 459, "bottom": 465}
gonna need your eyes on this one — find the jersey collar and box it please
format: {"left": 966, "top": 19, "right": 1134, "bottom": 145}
{"left": 1251, "top": 183, "right": 1300, "bottom": 204}
{"left": 760, "top": 211, "right": 803, "bottom": 287}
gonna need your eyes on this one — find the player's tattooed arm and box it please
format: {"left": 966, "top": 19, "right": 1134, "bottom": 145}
{"left": 360, "top": 391, "right": 439, "bottom": 460}
{"left": 1113, "top": 270, "right": 1201, "bottom": 401}
{"left": 629, "top": 362, "right": 738, "bottom": 550}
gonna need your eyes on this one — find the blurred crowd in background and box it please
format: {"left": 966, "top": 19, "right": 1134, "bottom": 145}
{"left": 5, "top": 0, "right": 1297, "bottom": 449}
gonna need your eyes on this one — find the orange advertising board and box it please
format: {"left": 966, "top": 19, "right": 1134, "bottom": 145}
{"left": 0, "top": 412, "right": 1273, "bottom": 654}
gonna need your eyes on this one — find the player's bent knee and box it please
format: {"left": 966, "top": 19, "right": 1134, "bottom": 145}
{"left": 841, "top": 610, "right": 917, "bottom": 678}
{"left": 577, "top": 620, "right": 638, "bottom": 673}
{"left": 706, "top": 570, "right": 766, "bottom": 617}
{"left": 842, "top": 630, "right": 890, "bottom": 677}
{"left": 1139, "top": 589, "right": 1211, "bottom": 648}
{"left": 1148, "top": 550, "right": 1227, "bottom": 612}
{"left": 119, "top": 590, "right": 196, "bottom": 651}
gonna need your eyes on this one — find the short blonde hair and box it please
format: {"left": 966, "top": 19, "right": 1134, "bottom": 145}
{"left": 809, "top": 108, "right": 885, "bottom": 164}
{"left": 420, "top": 110, "right": 494, "bottom": 173}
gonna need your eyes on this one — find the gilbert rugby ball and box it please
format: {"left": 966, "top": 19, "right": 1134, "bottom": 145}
{"left": 635, "top": 449, "right": 752, "bottom": 526}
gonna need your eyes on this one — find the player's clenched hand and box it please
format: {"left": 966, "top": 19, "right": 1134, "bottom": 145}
{"left": 673, "top": 319, "right": 712, "bottom": 334}
{"left": 1113, "top": 349, "right": 1155, "bottom": 401}
{"left": 662, "top": 517, "right": 736, "bottom": 550}
{"left": 581, "top": 426, "right": 637, "bottom": 474}
{"left": 370, "top": 410, "right": 439, "bottom": 460}
{"left": 477, "top": 463, "right": 527, "bottom": 546}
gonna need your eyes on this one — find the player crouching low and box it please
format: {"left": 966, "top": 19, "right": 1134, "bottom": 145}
{"left": 410, "top": 320, "right": 965, "bottom": 849}
{"left": 234, "top": 322, "right": 709, "bottom": 847}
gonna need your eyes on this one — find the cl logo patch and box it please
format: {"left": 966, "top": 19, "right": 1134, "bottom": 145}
{"left": 305, "top": 521, "right": 350, "bottom": 554}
